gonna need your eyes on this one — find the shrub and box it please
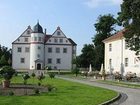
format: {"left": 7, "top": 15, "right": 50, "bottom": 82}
{"left": 37, "top": 73, "right": 45, "bottom": 86}
{"left": 34, "top": 88, "right": 39, "bottom": 94}
{"left": 46, "top": 84, "right": 55, "bottom": 92}
{"left": 48, "top": 73, "right": 55, "bottom": 78}
{"left": 8, "top": 91, "right": 14, "bottom": 96}
{"left": 114, "top": 72, "right": 122, "bottom": 81}
{"left": 22, "top": 74, "right": 30, "bottom": 85}
{"left": 31, "top": 72, "right": 35, "bottom": 77}
{"left": 72, "top": 68, "right": 80, "bottom": 77}
{"left": 38, "top": 82, "right": 41, "bottom": 86}
{"left": 125, "top": 72, "right": 136, "bottom": 81}
{"left": 0, "top": 66, "right": 15, "bottom": 80}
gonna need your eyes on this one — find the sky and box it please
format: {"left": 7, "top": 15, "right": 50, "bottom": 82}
{"left": 0, "top": 0, "right": 122, "bottom": 55}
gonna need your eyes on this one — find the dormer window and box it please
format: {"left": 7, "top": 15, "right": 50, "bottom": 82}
{"left": 57, "top": 31, "right": 61, "bottom": 35}
{"left": 25, "top": 38, "right": 28, "bottom": 42}
{"left": 27, "top": 30, "right": 30, "bottom": 34}
{"left": 60, "top": 39, "right": 63, "bottom": 43}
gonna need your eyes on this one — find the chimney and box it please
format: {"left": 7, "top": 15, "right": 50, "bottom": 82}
{"left": 44, "top": 28, "right": 47, "bottom": 34}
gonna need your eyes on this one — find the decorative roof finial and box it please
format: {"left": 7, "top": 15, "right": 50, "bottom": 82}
{"left": 57, "top": 26, "right": 60, "bottom": 30}
{"left": 37, "top": 19, "right": 39, "bottom": 24}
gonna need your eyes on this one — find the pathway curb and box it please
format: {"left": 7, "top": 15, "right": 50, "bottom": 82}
{"left": 99, "top": 93, "right": 121, "bottom": 105}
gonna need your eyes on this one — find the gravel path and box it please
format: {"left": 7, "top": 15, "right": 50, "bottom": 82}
{"left": 58, "top": 76, "right": 140, "bottom": 105}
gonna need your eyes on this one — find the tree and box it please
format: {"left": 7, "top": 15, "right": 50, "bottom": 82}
{"left": 0, "top": 45, "right": 12, "bottom": 67}
{"left": 0, "top": 66, "right": 15, "bottom": 88}
{"left": 118, "top": 0, "right": 140, "bottom": 55}
{"left": 0, "top": 55, "right": 8, "bottom": 66}
{"left": 79, "top": 44, "right": 95, "bottom": 68}
{"left": 92, "top": 14, "right": 117, "bottom": 70}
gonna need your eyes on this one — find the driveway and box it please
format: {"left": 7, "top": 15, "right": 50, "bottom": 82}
{"left": 58, "top": 76, "right": 140, "bottom": 105}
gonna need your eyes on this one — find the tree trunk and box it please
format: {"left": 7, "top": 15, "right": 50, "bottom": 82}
{"left": 2, "top": 80, "right": 10, "bottom": 88}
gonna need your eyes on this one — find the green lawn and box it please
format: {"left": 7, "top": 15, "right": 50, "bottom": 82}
{"left": 0, "top": 75, "right": 117, "bottom": 105}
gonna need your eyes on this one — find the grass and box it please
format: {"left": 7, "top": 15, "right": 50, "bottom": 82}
{"left": 97, "top": 80, "right": 140, "bottom": 88}
{"left": 0, "top": 75, "right": 117, "bottom": 105}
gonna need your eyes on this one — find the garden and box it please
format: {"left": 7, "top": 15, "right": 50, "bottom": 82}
{"left": 0, "top": 66, "right": 118, "bottom": 105}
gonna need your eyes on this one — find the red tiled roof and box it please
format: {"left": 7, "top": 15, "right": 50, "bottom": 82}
{"left": 45, "top": 34, "right": 52, "bottom": 42}
{"left": 103, "top": 29, "right": 125, "bottom": 43}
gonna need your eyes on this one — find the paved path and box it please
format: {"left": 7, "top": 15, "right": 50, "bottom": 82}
{"left": 58, "top": 76, "right": 140, "bottom": 105}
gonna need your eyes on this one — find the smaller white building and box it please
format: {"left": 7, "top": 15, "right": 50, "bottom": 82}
{"left": 103, "top": 30, "right": 140, "bottom": 77}
{"left": 12, "top": 22, "right": 77, "bottom": 72}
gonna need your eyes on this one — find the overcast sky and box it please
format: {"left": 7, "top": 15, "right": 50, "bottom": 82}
{"left": 0, "top": 0, "right": 122, "bottom": 55}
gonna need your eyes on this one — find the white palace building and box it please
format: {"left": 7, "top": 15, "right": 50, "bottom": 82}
{"left": 12, "top": 22, "right": 76, "bottom": 72}
{"left": 103, "top": 30, "right": 140, "bottom": 77}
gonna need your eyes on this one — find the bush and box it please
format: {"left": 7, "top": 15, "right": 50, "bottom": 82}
{"left": 8, "top": 91, "right": 14, "bottom": 96}
{"left": 38, "top": 82, "right": 41, "bottom": 86}
{"left": 48, "top": 73, "right": 55, "bottom": 78}
{"left": 34, "top": 88, "right": 39, "bottom": 94}
{"left": 46, "top": 84, "right": 56, "bottom": 92}
{"left": 114, "top": 72, "right": 122, "bottom": 81}
{"left": 31, "top": 72, "right": 35, "bottom": 78}
{"left": 72, "top": 68, "right": 80, "bottom": 77}
{"left": 125, "top": 72, "right": 136, "bottom": 81}
{"left": 0, "top": 66, "right": 15, "bottom": 80}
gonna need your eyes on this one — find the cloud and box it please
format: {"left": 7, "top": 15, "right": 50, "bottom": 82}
{"left": 84, "top": 0, "right": 123, "bottom": 8}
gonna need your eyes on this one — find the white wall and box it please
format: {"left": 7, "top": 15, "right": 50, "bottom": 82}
{"left": 45, "top": 45, "right": 72, "bottom": 70}
{"left": 104, "top": 38, "right": 140, "bottom": 76}
{"left": 12, "top": 44, "right": 30, "bottom": 70}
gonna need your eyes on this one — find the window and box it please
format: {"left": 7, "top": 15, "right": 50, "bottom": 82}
{"left": 63, "top": 48, "right": 67, "bottom": 53}
{"left": 48, "top": 58, "right": 52, "bottom": 64}
{"left": 125, "top": 58, "right": 128, "bottom": 67}
{"left": 125, "top": 40, "right": 128, "bottom": 49}
{"left": 49, "top": 40, "right": 51, "bottom": 42}
{"left": 56, "top": 47, "right": 60, "bottom": 53}
{"left": 39, "top": 37, "right": 41, "bottom": 41}
{"left": 38, "top": 46, "right": 40, "bottom": 49}
{"left": 66, "top": 40, "right": 68, "bottom": 43}
{"left": 109, "top": 44, "right": 112, "bottom": 51}
{"left": 48, "top": 47, "right": 52, "bottom": 53}
{"left": 25, "top": 47, "right": 30, "bottom": 52}
{"left": 60, "top": 39, "right": 63, "bottom": 43}
{"left": 20, "top": 58, "right": 25, "bottom": 63}
{"left": 34, "top": 37, "right": 37, "bottom": 41}
{"left": 56, "top": 58, "right": 61, "bottom": 64}
{"left": 54, "top": 38, "right": 58, "bottom": 43}
{"left": 27, "top": 30, "right": 30, "bottom": 34}
{"left": 17, "top": 47, "right": 22, "bottom": 52}
{"left": 57, "top": 31, "right": 61, "bottom": 35}
{"left": 24, "top": 38, "right": 28, "bottom": 42}
{"left": 109, "top": 59, "right": 112, "bottom": 67}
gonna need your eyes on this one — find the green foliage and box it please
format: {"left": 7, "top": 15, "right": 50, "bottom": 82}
{"left": 0, "top": 45, "right": 12, "bottom": 67}
{"left": 31, "top": 72, "right": 35, "bottom": 78}
{"left": 118, "top": 0, "right": 140, "bottom": 55}
{"left": 92, "top": 14, "right": 117, "bottom": 70}
{"left": 72, "top": 68, "right": 80, "bottom": 77}
{"left": 34, "top": 88, "right": 39, "bottom": 94}
{"left": 8, "top": 91, "right": 14, "bottom": 96}
{"left": 0, "top": 55, "right": 8, "bottom": 66}
{"left": 22, "top": 74, "right": 30, "bottom": 85}
{"left": 0, "top": 66, "right": 15, "bottom": 80}
{"left": 79, "top": 44, "right": 95, "bottom": 68}
{"left": 48, "top": 73, "right": 55, "bottom": 78}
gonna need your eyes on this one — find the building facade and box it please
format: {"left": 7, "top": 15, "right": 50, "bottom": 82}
{"left": 103, "top": 30, "right": 140, "bottom": 77}
{"left": 12, "top": 22, "right": 76, "bottom": 72}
